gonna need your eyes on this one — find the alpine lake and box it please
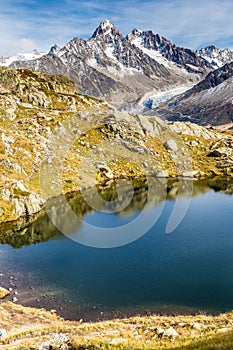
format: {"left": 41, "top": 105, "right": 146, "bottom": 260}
{"left": 0, "top": 176, "right": 233, "bottom": 321}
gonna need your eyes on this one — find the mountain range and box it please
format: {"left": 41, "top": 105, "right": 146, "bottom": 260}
{"left": 1, "top": 19, "right": 233, "bottom": 125}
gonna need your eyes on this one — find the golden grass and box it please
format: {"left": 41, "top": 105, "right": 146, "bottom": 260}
{"left": 1, "top": 302, "right": 233, "bottom": 349}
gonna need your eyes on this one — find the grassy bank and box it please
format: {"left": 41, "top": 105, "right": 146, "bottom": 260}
{"left": 0, "top": 302, "right": 233, "bottom": 349}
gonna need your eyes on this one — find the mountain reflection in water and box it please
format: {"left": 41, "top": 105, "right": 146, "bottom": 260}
{"left": 1, "top": 176, "right": 233, "bottom": 248}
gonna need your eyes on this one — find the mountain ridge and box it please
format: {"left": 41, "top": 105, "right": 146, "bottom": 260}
{"left": 6, "top": 19, "right": 224, "bottom": 108}
{"left": 1, "top": 20, "right": 233, "bottom": 123}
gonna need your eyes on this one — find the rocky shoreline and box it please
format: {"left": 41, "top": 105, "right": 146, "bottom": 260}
{"left": 0, "top": 299, "right": 233, "bottom": 349}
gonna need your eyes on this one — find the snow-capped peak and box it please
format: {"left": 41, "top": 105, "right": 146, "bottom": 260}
{"left": 100, "top": 19, "right": 114, "bottom": 29}
{"left": 131, "top": 28, "right": 142, "bottom": 36}
{"left": 91, "top": 19, "right": 118, "bottom": 38}
{"left": 197, "top": 45, "right": 233, "bottom": 69}
{"left": 49, "top": 44, "right": 61, "bottom": 55}
{"left": 0, "top": 49, "right": 46, "bottom": 67}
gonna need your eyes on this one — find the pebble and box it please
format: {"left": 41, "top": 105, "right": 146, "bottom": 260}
{"left": 12, "top": 297, "right": 18, "bottom": 303}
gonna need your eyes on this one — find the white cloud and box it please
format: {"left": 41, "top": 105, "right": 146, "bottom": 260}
{"left": 110, "top": 0, "right": 233, "bottom": 49}
{"left": 14, "top": 38, "right": 37, "bottom": 53}
{"left": 0, "top": 0, "right": 233, "bottom": 56}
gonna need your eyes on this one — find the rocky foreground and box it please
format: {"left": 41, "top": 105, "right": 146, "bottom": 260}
{"left": 0, "top": 301, "right": 233, "bottom": 349}
{"left": 1, "top": 67, "right": 233, "bottom": 349}
{"left": 1, "top": 66, "right": 233, "bottom": 223}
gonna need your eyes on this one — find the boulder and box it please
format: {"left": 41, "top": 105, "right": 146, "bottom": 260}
{"left": 156, "top": 327, "right": 165, "bottom": 337}
{"left": 0, "top": 287, "right": 10, "bottom": 299}
{"left": 181, "top": 170, "right": 199, "bottom": 178}
{"left": 192, "top": 322, "right": 201, "bottom": 330}
{"left": 155, "top": 170, "right": 169, "bottom": 178}
{"left": 163, "top": 327, "right": 179, "bottom": 338}
{"left": 164, "top": 139, "right": 178, "bottom": 152}
{"left": 39, "top": 333, "right": 70, "bottom": 350}
{"left": 0, "top": 329, "right": 8, "bottom": 340}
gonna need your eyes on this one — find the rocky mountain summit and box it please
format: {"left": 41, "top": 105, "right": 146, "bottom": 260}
{"left": 127, "top": 29, "right": 211, "bottom": 73}
{"left": 197, "top": 45, "right": 233, "bottom": 69}
{"left": 0, "top": 49, "right": 45, "bottom": 67}
{"left": 1, "top": 66, "right": 233, "bottom": 223}
{"left": 8, "top": 19, "right": 227, "bottom": 109}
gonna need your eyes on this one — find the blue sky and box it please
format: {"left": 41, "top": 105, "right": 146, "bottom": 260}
{"left": 1, "top": 0, "right": 233, "bottom": 56}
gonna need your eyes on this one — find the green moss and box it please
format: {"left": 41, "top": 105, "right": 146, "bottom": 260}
{"left": 13, "top": 188, "right": 30, "bottom": 197}
{"left": 171, "top": 332, "right": 233, "bottom": 350}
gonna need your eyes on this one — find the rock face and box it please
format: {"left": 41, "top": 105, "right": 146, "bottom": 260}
{"left": 197, "top": 45, "right": 233, "bottom": 69}
{"left": 155, "top": 62, "right": 233, "bottom": 126}
{"left": 9, "top": 20, "right": 214, "bottom": 108}
{"left": 127, "top": 29, "right": 211, "bottom": 73}
{"left": 0, "top": 287, "right": 10, "bottom": 300}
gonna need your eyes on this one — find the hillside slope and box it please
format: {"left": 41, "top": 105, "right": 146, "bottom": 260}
{"left": 153, "top": 62, "right": 233, "bottom": 126}
{"left": 0, "top": 301, "right": 233, "bottom": 349}
{"left": 0, "top": 66, "right": 233, "bottom": 223}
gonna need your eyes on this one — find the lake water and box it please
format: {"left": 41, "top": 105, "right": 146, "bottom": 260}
{"left": 0, "top": 177, "right": 233, "bottom": 321}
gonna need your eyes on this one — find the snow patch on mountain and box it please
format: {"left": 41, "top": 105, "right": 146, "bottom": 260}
{"left": 104, "top": 46, "right": 116, "bottom": 60}
{"left": 197, "top": 45, "right": 233, "bottom": 69}
{"left": 107, "top": 64, "right": 143, "bottom": 79}
{"left": 130, "top": 36, "right": 170, "bottom": 68}
{"left": 0, "top": 50, "right": 45, "bottom": 67}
